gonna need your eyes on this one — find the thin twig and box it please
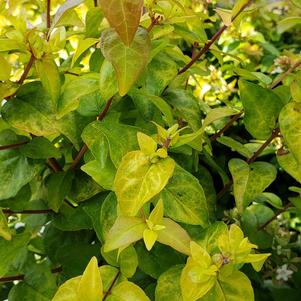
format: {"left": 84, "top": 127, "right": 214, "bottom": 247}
{"left": 147, "top": 15, "right": 161, "bottom": 32}
{"left": 210, "top": 112, "right": 243, "bottom": 141}
{"left": 258, "top": 202, "right": 292, "bottom": 230}
{"left": 47, "top": 157, "right": 62, "bottom": 173}
{"left": 102, "top": 271, "right": 120, "bottom": 300}
{"left": 0, "top": 141, "right": 28, "bottom": 151}
{"left": 93, "top": 0, "right": 98, "bottom": 7}
{"left": 18, "top": 54, "right": 35, "bottom": 85}
{"left": 269, "top": 59, "right": 301, "bottom": 89}
{"left": 46, "top": 0, "right": 51, "bottom": 29}
{"left": 0, "top": 266, "right": 62, "bottom": 283}
{"left": 70, "top": 97, "right": 114, "bottom": 170}
{"left": 3, "top": 209, "right": 53, "bottom": 215}
{"left": 178, "top": 0, "right": 252, "bottom": 75}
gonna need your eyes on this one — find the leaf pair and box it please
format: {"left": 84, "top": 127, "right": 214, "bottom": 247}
{"left": 104, "top": 200, "right": 191, "bottom": 255}
{"left": 52, "top": 257, "right": 150, "bottom": 301}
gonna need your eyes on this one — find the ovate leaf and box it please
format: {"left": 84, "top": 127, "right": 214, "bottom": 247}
{"left": 229, "top": 159, "right": 277, "bottom": 213}
{"left": 161, "top": 165, "right": 210, "bottom": 227}
{"left": 114, "top": 151, "right": 175, "bottom": 216}
{"left": 101, "top": 28, "right": 151, "bottom": 96}
{"left": 0, "top": 209, "right": 11, "bottom": 241}
{"left": 279, "top": 102, "right": 301, "bottom": 164}
{"left": 104, "top": 216, "right": 146, "bottom": 252}
{"left": 239, "top": 80, "right": 283, "bottom": 139}
{"left": 108, "top": 281, "right": 150, "bottom": 301}
{"left": 99, "top": 0, "right": 144, "bottom": 46}
{"left": 0, "top": 56, "right": 11, "bottom": 81}
{"left": 35, "top": 56, "right": 61, "bottom": 104}
{"left": 201, "top": 270, "right": 254, "bottom": 301}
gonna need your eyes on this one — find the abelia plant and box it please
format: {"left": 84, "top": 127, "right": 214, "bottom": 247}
{"left": 0, "top": 0, "right": 301, "bottom": 300}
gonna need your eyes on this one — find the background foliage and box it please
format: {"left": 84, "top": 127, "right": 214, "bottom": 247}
{"left": 0, "top": 0, "right": 301, "bottom": 300}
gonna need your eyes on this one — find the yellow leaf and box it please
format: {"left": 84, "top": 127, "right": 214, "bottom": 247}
{"left": 77, "top": 257, "right": 103, "bottom": 301}
{"left": 143, "top": 229, "right": 158, "bottom": 251}
{"left": 137, "top": 132, "right": 157, "bottom": 155}
{"left": 148, "top": 199, "right": 164, "bottom": 225}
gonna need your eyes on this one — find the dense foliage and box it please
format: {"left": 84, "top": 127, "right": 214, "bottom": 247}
{"left": 0, "top": 0, "right": 301, "bottom": 300}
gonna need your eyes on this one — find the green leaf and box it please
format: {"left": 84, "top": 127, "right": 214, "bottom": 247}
{"left": 99, "top": 0, "right": 144, "bottom": 46}
{"left": 77, "top": 257, "right": 103, "bottom": 301}
{"left": 114, "top": 151, "right": 175, "bottom": 216}
{"left": 52, "top": 276, "right": 81, "bottom": 301}
{"left": 232, "top": 0, "right": 250, "bottom": 18}
{"left": 157, "top": 218, "right": 191, "bottom": 255}
{"left": 86, "top": 7, "right": 103, "bottom": 38}
{"left": 0, "top": 150, "right": 42, "bottom": 200}
{"left": 20, "top": 137, "right": 61, "bottom": 159}
{"left": 104, "top": 216, "right": 146, "bottom": 252}
{"left": 0, "top": 209, "right": 11, "bottom": 240}
{"left": 229, "top": 159, "right": 277, "bottom": 213}
{"left": 58, "top": 76, "right": 100, "bottom": 118}
{"left": 0, "top": 55, "right": 11, "bottom": 80}
{"left": 155, "top": 265, "right": 184, "bottom": 301}
{"left": 119, "top": 245, "right": 138, "bottom": 278}
{"left": 217, "top": 136, "right": 253, "bottom": 158}
{"left": 164, "top": 90, "right": 202, "bottom": 131}
{"left": 35, "top": 56, "right": 61, "bottom": 104}
{"left": 0, "top": 38, "right": 26, "bottom": 52}
{"left": 277, "top": 17, "right": 301, "bottom": 33}
{"left": 160, "top": 165, "right": 210, "bottom": 227}
{"left": 239, "top": 80, "right": 283, "bottom": 139}
{"left": 8, "top": 282, "right": 50, "bottom": 301}
{"left": 46, "top": 171, "right": 74, "bottom": 212}
{"left": 279, "top": 102, "right": 301, "bottom": 164}
{"left": 101, "top": 28, "right": 151, "bottom": 96}
{"left": 0, "top": 232, "right": 31, "bottom": 277}
{"left": 71, "top": 38, "right": 99, "bottom": 67}
{"left": 290, "top": 72, "right": 301, "bottom": 102}
{"left": 99, "top": 60, "right": 118, "bottom": 100}
{"left": 51, "top": 0, "right": 84, "bottom": 30}
{"left": 107, "top": 281, "right": 150, "bottom": 301}
{"left": 82, "top": 113, "right": 139, "bottom": 167}
{"left": 201, "top": 270, "right": 254, "bottom": 301}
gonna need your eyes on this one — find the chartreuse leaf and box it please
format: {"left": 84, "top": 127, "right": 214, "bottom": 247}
{"left": 35, "top": 55, "right": 61, "bottom": 104}
{"left": 104, "top": 216, "right": 147, "bottom": 253}
{"left": 71, "top": 38, "right": 99, "bottom": 67}
{"left": 101, "top": 28, "right": 151, "bottom": 96}
{"left": 229, "top": 159, "right": 277, "bottom": 213}
{"left": 99, "top": 0, "right": 144, "bottom": 46}
{"left": 218, "top": 224, "right": 270, "bottom": 270}
{"left": 231, "top": 0, "right": 250, "bottom": 18}
{"left": 137, "top": 132, "right": 157, "bottom": 156}
{"left": 0, "top": 209, "right": 11, "bottom": 240}
{"left": 277, "top": 17, "right": 301, "bottom": 33}
{"left": 155, "top": 265, "right": 184, "bottom": 301}
{"left": 107, "top": 281, "right": 150, "bottom": 301}
{"left": 290, "top": 72, "right": 301, "bottom": 101}
{"left": 58, "top": 76, "right": 99, "bottom": 118}
{"left": 157, "top": 218, "right": 191, "bottom": 255}
{"left": 52, "top": 257, "right": 102, "bottom": 301}
{"left": 99, "top": 60, "right": 118, "bottom": 100}
{"left": 0, "top": 55, "right": 11, "bottom": 80}
{"left": 160, "top": 165, "right": 210, "bottom": 227}
{"left": 201, "top": 270, "right": 254, "bottom": 301}
{"left": 239, "top": 80, "right": 283, "bottom": 139}
{"left": 77, "top": 257, "right": 103, "bottom": 301}
{"left": 181, "top": 242, "right": 218, "bottom": 301}
{"left": 279, "top": 102, "right": 301, "bottom": 164}
{"left": 0, "top": 232, "right": 31, "bottom": 277}
{"left": 277, "top": 152, "right": 301, "bottom": 184}
{"left": 114, "top": 149, "right": 175, "bottom": 216}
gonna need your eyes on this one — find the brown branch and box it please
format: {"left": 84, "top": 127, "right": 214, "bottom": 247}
{"left": 3, "top": 209, "right": 53, "bottom": 215}
{"left": 70, "top": 97, "right": 114, "bottom": 170}
{"left": 178, "top": 0, "right": 252, "bottom": 75}
{"left": 93, "top": 0, "right": 98, "bottom": 7}
{"left": 0, "top": 141, "right": 28, "bottom": 151}
{"left": 258, "top": 202, "right": 292, "bottom": 230}
{"left": 18, "top": 54, "right": 35, "bottom": 85}
{"left": 46, "top": 0, "right": 51, "bottom": 29}
{"left": 216, "top": 128, "right": 280, "bottom": 200}
{"left": 269, "top": 59, "right": 301, "bottom": 89}
{"left": 102, "top": 271, "right": 120, "bottom": 300}
{"left": 210, "top": 112, "right": 243, "bottom": 142}
{"left": 147, "top": 15, "right": 161, "bottom": 33}
{"left": 0, "top": 266, "right": 62, "bottom": 283}
{"left": 47, "top": 157, "right": 62, "bottom": 173}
